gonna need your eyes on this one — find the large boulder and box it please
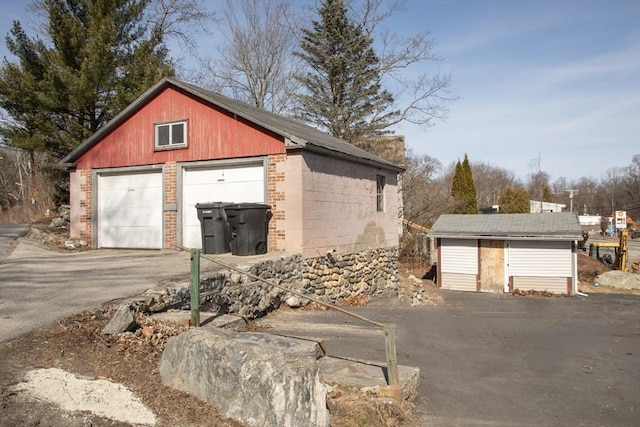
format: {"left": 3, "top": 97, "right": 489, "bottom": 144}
{"left": 159, "top": 328, "right": 330, "bottom": 427}
{"left": 102, "top": 304, "right": 137, "bottom": 335}
{"left": 596, "top": 271, "right": 640, "bottom": 290}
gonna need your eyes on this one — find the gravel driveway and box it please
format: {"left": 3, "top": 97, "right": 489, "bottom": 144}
{"left": 258, "top": 290, "right": 640, "bottom": 426}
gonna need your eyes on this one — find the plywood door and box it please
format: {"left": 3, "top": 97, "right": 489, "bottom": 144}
{"left": 479, "top": 239, "right": 504, "bottom": 292}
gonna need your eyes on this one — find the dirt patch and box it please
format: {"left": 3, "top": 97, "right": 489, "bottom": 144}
{"left": 0, "top": 304, "right": 421, "bottom": 427}
{"left": 28, "top": 220, "right": 92, "bottom": 252}
{"left": 0, "top": 309, "right": 245, "bottom": 427}
{"left": 577, "top": 252, "right": 640, "bottom": 295}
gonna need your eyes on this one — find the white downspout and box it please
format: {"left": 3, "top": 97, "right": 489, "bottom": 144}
{"left": 503, "top": 240, "right": 510, "bottom": 293}
{"left": 572, "top": 240, "right": 587, "bottom": 296}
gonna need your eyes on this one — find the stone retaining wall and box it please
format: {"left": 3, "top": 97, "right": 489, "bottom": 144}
{"left": 199, "top": 255, "right": 304, "bottom": 319}
{"left": 300, "top": 247, "right": 399, "bottom": 302}
{"left": 137, "top": 247, "right": 398, "bottom": 320}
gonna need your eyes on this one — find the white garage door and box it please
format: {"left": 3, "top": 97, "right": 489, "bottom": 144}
{"left": 508, "top": 240, "right": 571, "bottom": 276}
{"left": 182, "top": 163, "right": 265, "bottom": 249}
{"left": 98, "top": 171, "right": 163, "bottom": 249}
{"left": 440, "top": 239, "right": 478, "bottom": 291}
{"left": 508, "top": 240, "right": 571, "bottom": 293}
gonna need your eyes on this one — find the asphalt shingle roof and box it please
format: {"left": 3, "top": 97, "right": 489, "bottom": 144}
{"left": 60, "top": 77, "right": 403, "bottom": 172}
{"left": 428, "top": 212, "right": 582, "bottom": 240}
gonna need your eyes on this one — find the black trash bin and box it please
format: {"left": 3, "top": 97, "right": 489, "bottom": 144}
{"left": 225, "top": 203, "right": 272, "bottom": 256}
{"left": 195, "top": 202, "right": 232, "bottom": 254}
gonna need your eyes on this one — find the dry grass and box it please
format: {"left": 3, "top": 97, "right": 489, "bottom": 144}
{"left": 341, "top": 295, "right": 369, "bottom": 307}
{"left": 327, "top": 384, "right": 420, "bottom": 427}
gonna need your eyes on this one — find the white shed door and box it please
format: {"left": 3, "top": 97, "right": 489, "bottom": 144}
{"left": 182, "top": 164, "right": 265, "bottom": 249}
{"left": 508, "top": 240, "right": 571, "bottom": 293}
{"left": 508, "top": 240, "right": 571, "bottom": 276}
{"left": 98, "top": 172, "right": 163, "bottom": 249}
{"left": 440, "top": 239, "right": 478, "bottom": 291}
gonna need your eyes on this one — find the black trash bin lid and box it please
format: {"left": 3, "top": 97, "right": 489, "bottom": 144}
{"left": 195, "top": 202, "right": 234, "bottom": 209}
{"left": 225, "top": 203, "right": 272, "bottom": 210}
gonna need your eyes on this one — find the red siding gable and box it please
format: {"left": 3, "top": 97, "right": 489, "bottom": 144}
{"left": 76, "top": 87, "right": 286, "bottom": 169}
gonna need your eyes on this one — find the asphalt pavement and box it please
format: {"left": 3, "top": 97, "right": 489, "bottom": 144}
{"left": 0, "top": 234, "right": 199, "bottom": 342}
{"left": 258, "top": 291, "right": 640, "bottom": 426}
{"left": 2, "top": 225, "right": 639, "bottom": 426}
{"left": 0, "top": 228, "right": 285, "bottom": 343}
{"left": 0, "top": 224, "right": 29, "bottom": 261}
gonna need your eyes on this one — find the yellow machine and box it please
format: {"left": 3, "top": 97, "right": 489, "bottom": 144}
{"left": 588, "top": 229, "right": 629, "bottom": 272}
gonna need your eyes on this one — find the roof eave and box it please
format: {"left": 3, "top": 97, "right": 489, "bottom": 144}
{"left": 428, "top": 233, "right": 582, "bottom": 241}
{"left": 301, "top": 142, "right": 405, "bottom": 173}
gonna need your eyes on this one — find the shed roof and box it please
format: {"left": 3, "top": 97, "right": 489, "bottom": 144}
{"left": 428, "top": 212, "right": 582, "bottom": 241}
{"left": 59, "top": 77, "right": 403, "bottom": 173}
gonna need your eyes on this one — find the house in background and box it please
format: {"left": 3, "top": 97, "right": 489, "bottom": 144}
{"left": 59, "top": 77, "right": 403, "bottom": 258}
{"left": 479, "top": 200, "right": 566, "bottom": 214}
{"left": 529, "top": 200, "right": 566, "bottom": 213}
{"left": 428, "top": 212, "right": 582, "bottom": 295}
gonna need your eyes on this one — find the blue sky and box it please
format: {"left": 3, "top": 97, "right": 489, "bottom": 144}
{"left": 1, "top": 0, "right": 639, "bottom": 182}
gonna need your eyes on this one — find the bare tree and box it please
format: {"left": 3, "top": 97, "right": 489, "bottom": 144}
{"left": 204, "top": 0, "right": 454, "bottom": 131}
{"left": 551, "top": 177, "right": 569, "bottom": 200}
{"left": 471, "top": 162, "right": 521, "bottom": 209}
{"left": 597, "top": 157, "right": 640, "bottom": 220}
{"left": 347, "top": 0, "right": 457, "bottom": 129}
{"left": 402, "top": 149, "right": 448, "bottom": 226}
{"left": 200, "top": 0, "right": 302, "bottom": 113}
{"left": 146, "top": 0, "right": 216, "bottom": 51}
{"left": 0, "top": 144, "right": 55, "bottom": 220}
{"left": 623, "top": 154, "right": 640, "bottom": 219}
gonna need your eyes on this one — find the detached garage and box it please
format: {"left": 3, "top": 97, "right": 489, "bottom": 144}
{"left": 60, "top": 77, "right": 402, "bottom": 256}
{"left": 428, "top": 213, "right": 582, "bottom": 295}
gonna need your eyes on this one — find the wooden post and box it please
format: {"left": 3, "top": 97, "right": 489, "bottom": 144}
{"left": 190, "top": 249, "right": 200, "bottom": 327}
{"left": 383, "top": 323, "right": 399, "bottom": 386}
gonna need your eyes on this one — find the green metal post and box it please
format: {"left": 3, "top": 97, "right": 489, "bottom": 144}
{"left": 383, "top": 323, "right": 399, "bottom": 386}
{"left": 190, "top": 249, "right": 201, "bottom": 327}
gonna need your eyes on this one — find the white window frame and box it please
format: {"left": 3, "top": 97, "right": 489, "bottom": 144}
{"left": 155, "top": 120, "right": 187, "bottom": 149}
{"left": 376, "top": 174, "right": 385, "bottom": 212}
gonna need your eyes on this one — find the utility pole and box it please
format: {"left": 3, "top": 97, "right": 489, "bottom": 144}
{"left": 566, "top": 189, "right": 578, "bottom": 212}
{"left": 528, "top": 153, "right": 542, "bottom": 212}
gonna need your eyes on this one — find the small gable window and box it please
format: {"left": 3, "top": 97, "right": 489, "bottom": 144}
{"left": 155, "top": 121, "right": 187, "bottom": 149}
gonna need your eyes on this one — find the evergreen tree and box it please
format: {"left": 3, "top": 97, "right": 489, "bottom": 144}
{"left": 542, "top": 184, "right": 553, "bottom": 203}
{"left": 498, "top": 187, "right": 515, "bottom": 213}
{"left": 294, "top": 0, "right": 399, "bottom": 145}
{"left": 514, "top": 188, "right": 531, "bottom": 212}
{"left": 0, "top": 0, "right": 174, "bottom": 160}
{"left": 451, "top": 154, "right": 478, "bottom": 214}
{"left": 450, "top": 154, "right": 478, "bottom": 214}
{"left": 450, "top": 159, "right": 464, "bottom": 212}
{"left": 498, "top": 187, "right": 530, "bottom": 213}
{"left": 461, "top": 154, "right": 478, "bottom": 214}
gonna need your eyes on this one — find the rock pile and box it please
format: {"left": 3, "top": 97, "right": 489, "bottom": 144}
{"left": 49, "top": 205, "right": 71, "bottom": 229}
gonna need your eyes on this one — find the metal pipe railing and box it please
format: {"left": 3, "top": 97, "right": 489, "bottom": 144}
{"left": 182, "top": 247, "right": 400, "bottom": 389}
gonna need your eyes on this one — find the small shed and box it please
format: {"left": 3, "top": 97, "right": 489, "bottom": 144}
{"left": 428, "top": 213, "right": 582, "bottom": 295}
